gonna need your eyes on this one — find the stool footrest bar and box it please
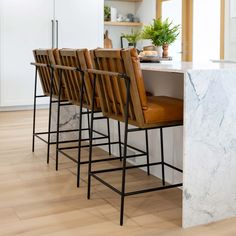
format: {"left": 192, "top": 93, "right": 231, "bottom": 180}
{"left": 91, "top": 162, "right": 162, "bottom": 174}
{"left": 91, "top": 174, "right": 122, "bottom": 195}
{"left": 91, "top": 173, "right": 182, "bottom": 197}
{"left": 58, "top": 141, "right": 120, "bottom": 150}
{"left": 164, "top": 162, "right": 183, "bottom": 173}
{"left": 125, "top": 183, "right": 183, "bottom": 196}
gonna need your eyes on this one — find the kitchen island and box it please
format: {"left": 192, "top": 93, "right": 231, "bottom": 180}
{"left": 52, "top": 60, "right": 236, "bottom": 228}
{"left": 142, "top": 61, "right": 236, "bottom": 228}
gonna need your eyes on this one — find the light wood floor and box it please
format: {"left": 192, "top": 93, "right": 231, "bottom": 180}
{"left": 0, "top": 110, "right": 236, "bottom": 236}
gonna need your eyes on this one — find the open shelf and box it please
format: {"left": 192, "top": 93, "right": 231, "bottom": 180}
{"left": 104, "top": 21, "right": 143, "bottom": 27}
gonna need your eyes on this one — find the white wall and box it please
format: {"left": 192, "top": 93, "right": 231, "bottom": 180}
{"left": 161, "top": 0, "right": 182, "bottom": 61}
{"left": 193, "top": 0, "right": 221, "bottom": 62}
{"left": 136, "top": 0, "right": 156, "bottom": 25}
{"left": 136, "top": 0, "right": 156, "bottom": 49}
{"left": 225, "top": 0, "right": 236, "bottom": 60}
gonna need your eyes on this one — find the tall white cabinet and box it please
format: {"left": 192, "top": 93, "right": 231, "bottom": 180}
{"left": 0, "top": 0, "right": 54, "bottom": 107}
{"left": 0, "top": 0, "right": 103, "bottom": 107}
{"left": 55, "top": 0, "right": 103, "bottom": 49}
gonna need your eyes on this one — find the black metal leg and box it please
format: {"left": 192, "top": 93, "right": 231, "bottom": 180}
{"left": 56, "top": 69, "right": 62, "bottom": 171}
{"left": 120, "top": 125, "right": 128, "bottom": 226}
{"left": 145, "top": 129, "right": 150, "bottom": 175}
{"left": 87, "top": 75, "right": 97, "bottom": 200}
{"left": 32, "top": 67, "right": 38, "bottom": 152}
{"left": 86, "top": 107, "right": 90, "bottom": 138}
{"left": 47, "top": 66, "right": 54, "bottom": 164}
{"left": 107, "top": 118, "right": 111, "bottom": 155}
{"left": 160, "top": 128, "right": 165, "bottom": 186}
{"left": 77, "top": 72, "right": 85, "bottom": 188}
{"left": 118, "top": 121, "right": 122, "bottom": 161}
{"left": 120, "top": 78, "right": 130, "bottom": 226}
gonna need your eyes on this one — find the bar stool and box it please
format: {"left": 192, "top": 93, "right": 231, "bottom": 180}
{"left": 53, "top": 48, "right": 116, "bottom": 187}
{"left": 32, "top": 49, "right": 71, "bottom": 163}
{"left": 87, "top": 48, "right": 183, "bottom": 225}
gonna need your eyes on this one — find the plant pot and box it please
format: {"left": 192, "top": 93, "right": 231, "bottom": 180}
{"left": 128, "top": 42, "right": 136, "bottom": 48}
{"left": 162, "top": 44, "right": 169, "bottom": 58}
{"left": 155, "top": 46, "right": 163, "bottom": 57}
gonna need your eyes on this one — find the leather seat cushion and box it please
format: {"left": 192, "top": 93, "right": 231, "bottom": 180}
{"left": 143, "top": 96, "right": 183, "bottom": 124}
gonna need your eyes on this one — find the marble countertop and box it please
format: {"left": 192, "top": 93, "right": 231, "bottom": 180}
{"left": 141, "top": 61, "right": 236, "bottom": 73}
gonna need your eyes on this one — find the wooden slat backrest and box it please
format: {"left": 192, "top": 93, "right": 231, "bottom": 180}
{"left": 53, "top": 49, "right": 94, "bottom": 108}
{"left": 33, "top": 49, "right": 59, "bottom": 97}
{"left": 90, "top": 48, "right": 145, "bottom": 126}
{"left": 77, "top": 49, "right": 94, "bottom": 108}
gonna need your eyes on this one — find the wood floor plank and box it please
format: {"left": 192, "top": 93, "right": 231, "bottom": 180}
{"left": 0, "top": 110, "right": 236, "bottom": 235}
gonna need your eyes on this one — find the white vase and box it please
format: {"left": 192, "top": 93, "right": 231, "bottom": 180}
{"left": 110, "top": 7, "right": 117, "bottom": 22}
{"left": 155, "top": 46, "right": 163, "bottom": 58}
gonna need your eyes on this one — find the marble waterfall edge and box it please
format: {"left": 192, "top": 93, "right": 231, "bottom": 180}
{"left": 183, "top": 69, "right": 236, "bottom": 228}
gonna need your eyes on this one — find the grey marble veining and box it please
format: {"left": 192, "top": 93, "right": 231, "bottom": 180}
{"left": 183, "top": 69, "right": 236, "bottom": 227}
{"left": 50, "top": 104, "right": 81, "bottom": 142}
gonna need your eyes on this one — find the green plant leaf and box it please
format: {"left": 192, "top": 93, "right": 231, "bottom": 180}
{"left": 122, "top": 30, "right": 141, "bottom": 44}
{"left": 141, "top": 18, "right": 180, "bottom": 46}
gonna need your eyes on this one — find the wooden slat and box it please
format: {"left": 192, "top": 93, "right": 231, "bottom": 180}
{"left": 121, "top": 49, "right": 145, "bottom": 126}
{"left": 49, "top": 50, "right": 60, "bottom": 97}
{"left": 57, "top": 51, "right": 76, "bottom": 103}
{"left": 101, "top": 57, "right": 119, "bottom": 115}
{"left": 115, "top": 58, "right": 135, "bottom": 120}
{"left": 96, "top": 57, "right": 113, "bottom": 115}
{"left": 95, "top": 50, "right": 122, "bottom": 59}
{"left": 90, "top": 48, "right": 145, "bottom": 126}
{"left": 56, "top": 49, "right": 95, "bottom": 108}
{"left": 116, "top": 57, "right": 135, "bottom": 120}
{"left": 33, "top": 50, "right": 56, "bottom": 97}
{"left": 89, "top": 50, "right": 109, "bottom": 114}
{"left": 109, "top": 58, "right": 125, "bottom": 116}
{"left": 77, "top": 49, "right": 94, "bottom": 108}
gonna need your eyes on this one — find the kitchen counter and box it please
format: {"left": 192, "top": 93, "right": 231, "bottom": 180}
{"left": 141, "top": 61, "right": 236, "bottom": 228}
{"left": 141, "top": 60, "right": 236, "bottom": 73}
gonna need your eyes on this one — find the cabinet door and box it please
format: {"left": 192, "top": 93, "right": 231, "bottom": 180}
{"left": 0, "top": 0, "right": 54, "bottom": 106}
{"left": 55, "top": 0, "right": 103, "bottom": 49}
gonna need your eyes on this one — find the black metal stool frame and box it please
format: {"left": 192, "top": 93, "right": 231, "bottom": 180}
{"left": 86, "top": 69, "right": 183, "bottom": 226}
{"left": 54, "top": 65, "right": 119, "bottom": 187}
{"left": 31, "top": 62, "right": 82, "bottom": 164}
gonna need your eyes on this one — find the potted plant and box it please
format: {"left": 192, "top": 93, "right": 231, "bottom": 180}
{"left": 104, "top": 5, "right": 111, "bottom": 21}
{"left": 142, "top": 18, "right": 180, "bottom": 58}
{"left": 122, "top": 30, "right": 141, "bottom": 48}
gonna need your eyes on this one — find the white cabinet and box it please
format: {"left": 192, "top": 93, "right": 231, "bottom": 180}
{"left": 0, "top": 0, "right": 54, "bottom": 106}
{"left": 0, "top": 0, "right": 103, "bottom": 107}
{"left": 55, "top": 0, "right": 103, "bottom": 49}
